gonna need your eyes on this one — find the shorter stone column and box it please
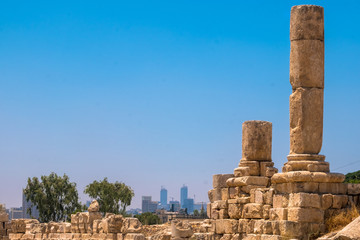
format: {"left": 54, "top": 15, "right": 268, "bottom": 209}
{"left": 234, "top": 121, "right": 277, "bottom": 178}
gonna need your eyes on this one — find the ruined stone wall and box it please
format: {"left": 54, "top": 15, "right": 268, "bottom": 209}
{"left": 0, "top": 205, "right": 10, "bottom": 240}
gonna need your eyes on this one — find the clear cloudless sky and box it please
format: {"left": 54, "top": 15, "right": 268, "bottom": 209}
{"left": 0, "top": 1, "right": 359, "bottom": 209}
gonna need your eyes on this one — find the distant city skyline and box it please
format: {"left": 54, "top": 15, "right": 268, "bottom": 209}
{"left": 1, "top": 1, "right": 359, "bottom": 210}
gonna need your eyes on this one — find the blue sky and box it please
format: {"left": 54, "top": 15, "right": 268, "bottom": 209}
{"left": 1, "top": 1, "right": 359, "bottom": 209}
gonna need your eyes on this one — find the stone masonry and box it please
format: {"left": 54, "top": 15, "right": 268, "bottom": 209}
{"left": 3, "top": 201, "right": 146, "bottom": 240}
{"left": 203, "top": 5, "right": 360, "bottom": 240}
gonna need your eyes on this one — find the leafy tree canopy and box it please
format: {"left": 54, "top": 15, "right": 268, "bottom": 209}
{"left": 193, "top": 209, "right": 199, "bottom": 216}
{"left": 344, "top": 170, "right": 360, "bottom": 183}
{"left": 134, "top": 212, "right": 160, "bottom": 225}
{"left": 84, "top": 178, "right": 134, "bottom": 215}
{"left": 24, "top": 172, "right": 82, "bottom": 222}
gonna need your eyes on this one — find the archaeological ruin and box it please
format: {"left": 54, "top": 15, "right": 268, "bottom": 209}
{"left": 1, "top": 4, "right": 360, "bottom": 240}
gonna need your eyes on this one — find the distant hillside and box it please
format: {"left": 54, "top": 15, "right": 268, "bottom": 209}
{"left": 345, "top": 170, "right": 360, "bottom": 183}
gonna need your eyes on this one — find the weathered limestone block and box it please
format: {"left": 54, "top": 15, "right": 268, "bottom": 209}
{"left": 233, "top": 167, "right": 250, "bottom": 177}
{"left": 212, "top": 200, "right": 227, "bottom": 210}
{"left": 264, "top": 189, "right": 274, "bottom": 205}
{"left": 0, "top": 213, "right": 9, "bottom": 222}
{"left": 242, "top": 234, "right": 259, "bottom": 240}
{"left": 241, "top": 185, "right": 261, "bottom": 194}
{"left": 226, "top": 177, "right": 269, "bottom": 188}
{"left": 11, "top": 220, "right": 39, "bottom": 234}
{"left": 265, "top": 167, "right": 278, "bottom": 178}
{"left": 88, "top": 200, "right": 100, "bottom": 212}
{"left": 218, "top": 209, "right": 229, "bottom": 219}
{"left": 318, "top": 182, "right": 347, "bottom": 194}
{"left": 192, "top": 233, "right": 216, "bottom": 240}
{"left": 269, "top": 208, "right": 287, "bottom": 221}
{"left": 237, "top": 162, "right": 260, "bottom": 176}
{"left": 259, "top": 162, "right": 274, "bottom": 177}
{"left": 71, "top": 214, "right": 80, "bottom": 233}
{"left": 123, "top": 233, "right": 145, "bottom": 240}
{"left": 287, "top": 207, "right": 324, "bottom": 223}
{"left": 262, "top": 221, "right": 273, "bottom": 235}
{"left": 92, "top": 233, "right": 107, "bottom": 239}
{"left": 171, "top": 221, "right": 193, "bottom": 238}
{"left": 228, "top": 204, "right": 243, "bottom": 219}
{"left": 347, "top": 183, "right": 360, "bottom": 195}
{"left": 21, "top": 233, "right": 34, "bottom": 240}
{"left": 253, "top": 189, "right": 269, "bottom": 204}
{"left": 290, "top": 5, "right": 324, "bottom": 41}
{"left": 321, "top": 194, "right": 333, "bottom": 210}
{"left": 278, "top": 221, "right": 308, "bottom": 238}
{"left": 93, "top": 219, "right": 102, "bottom": 233}
{"left": 78, "top": 212, "right": 89, "bottom": 233}
{"left": 282, "top": 159, "right": 330, "bottom": 172}
{"left": 105, "top": 233, "right": 117, "bottom": 240}
{"left": 272, "top": 195, "right": 288, "bottom": 208}
{"left": 290, "top": 40, "right": 324, "bottom": 89}
{"left": 219, "top": 233, "right": 232, "bottom": 240}
{"left": 272, "top": 172, "right": 345, "bottom": 190}
{"left": 243, "top": 204, "right": 263, "bottom": 219}
{"left": 312, "top": 172, "right": 345, "bottom": 183}
{"left": 215, "top": 219, "right": 238, "bottom": 234}
{"left": 228, "top": 197, "right": 250, "bottom": 205}
{"left": 238, "top": 219, "right": 249, "bottom": 233}
{"left": 288, "top": 192, "right": 321, "bottom": 208}
{"left": 262, "top": 205, "right": 271, "bottom": 220}
{"left": 59, "top": 222, "right": 71, "bottom": 233}
{"left": 88, "top": 212, "right": 102, "bottom": 233}
{"left": 221, "top": 188, "right": 229, "bottom": 201}
{"left": 213, "top": 174, "right": 234, "bottom": 188}
{"left": 332, "top": 195, "right": 348, "bottom": 209}
{"left": 274, "top": 182, "right": 319, "bottom": 193}
{"left": 208, "top": 189, "right": 222, "bottom": 202}
{"left": 228, "top": 187, "right": 240, "bottom": 199}
{"left": 199, "top": 220, "right": 215, "bottom": 233}
{"left": 210, "top": 208, "right": 219, "bottom": 220}
{"left": 289, "top": 87, "right": 323, "bottom": 154}
{"left": 121, "top": 218, "right": 142, "bottom": 234}
{"left": 9, "top": 233, "right": 24, "bottom": 240}
{"left": 72, "top": 233, "right": 81, "bottom": 239}
{"left": 207, "top": 203, "right": 212, "bottom": 219}
{"left": 242, "top": 121, "right": 272, "bottom": 161}
{"left": 253, "top": 220, "right": 265, "bottom": 234}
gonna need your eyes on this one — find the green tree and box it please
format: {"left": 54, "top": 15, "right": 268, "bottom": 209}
{"left": 84, "top": 178, "right": 134, "bottom": 215}
{"left": 193, "top": 209, "right": 199, "bottom": 216}
{"left": 134, "top": 212, "right": 160, "bottom": 225}
{"left": 24, "top": 172, "right": 82, "bottom": 222}
{"left": 200, "top": 203, "right": 207, "bottom": 218}
{"left": 344, "top": 170, "right": 360, "bottom": 183}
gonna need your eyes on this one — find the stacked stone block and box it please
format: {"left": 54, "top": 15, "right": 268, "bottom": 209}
{"left": 7, "top": 201, "right": 145, "bottom": 240}
{"left": 204, "top": 121, "right": 289, "bottom": 239}
{"left": 207, "top": 121, "right": 277, "bottom": 221}
{"left": 0, "top": 205, "right": 10, "bottom": 240}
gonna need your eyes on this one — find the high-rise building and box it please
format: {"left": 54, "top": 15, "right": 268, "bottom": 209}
{"left": 169, "top": 200, "right": 180, "bottom": 212}
{"left": 10, "top": 207, "right": 23, "bottom": 220}
{"left": 183, "top": 198, "right": 194, "bottom": 214}
{"left": 180, "top": 185, "right": 188, "bottom": 208}
{"left": 141, "top": 196, "right": 158, "bottom": 213}
{"left": 22, "top": 192, "right": 39, "bottom": 219}
{"left": 160, "top": 187, "right": 167, "bottom": 208}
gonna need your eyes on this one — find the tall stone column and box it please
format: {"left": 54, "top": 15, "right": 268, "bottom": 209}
{"left": 283, "top": 5, "right": 329, "bottom": 173}
{"left": 272, "top": 5, "right": 345, "bottom": 186}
